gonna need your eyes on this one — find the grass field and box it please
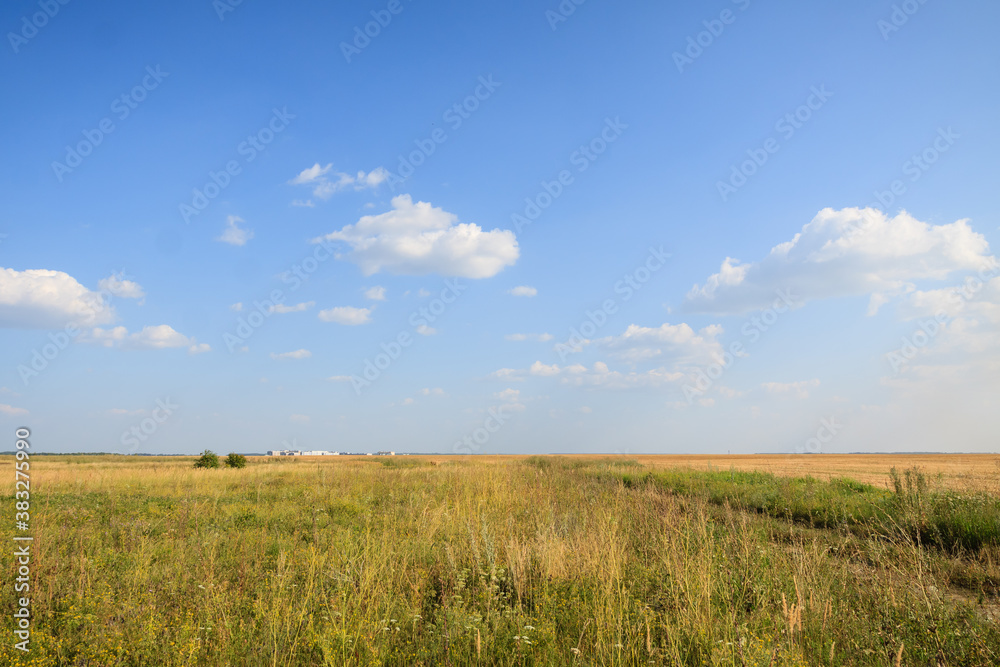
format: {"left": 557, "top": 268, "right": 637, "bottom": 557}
{"left": 3, "top": 454, "right": 1000, "bottom": 666}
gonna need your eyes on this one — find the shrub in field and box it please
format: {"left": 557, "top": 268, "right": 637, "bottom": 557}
{"left": 193, "top": 449, "right": 220, "bottom": 468}
{"left": 225, "top": 453, "right": 247, "bottom": 469}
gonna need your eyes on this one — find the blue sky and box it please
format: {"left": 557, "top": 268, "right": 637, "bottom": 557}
{"left": 2, "top": 0, "right": 998, "bottom": 454}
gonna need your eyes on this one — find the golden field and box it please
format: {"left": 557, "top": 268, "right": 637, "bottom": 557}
{"left": 2, "top": 453, "right": 998, "bottom": 666}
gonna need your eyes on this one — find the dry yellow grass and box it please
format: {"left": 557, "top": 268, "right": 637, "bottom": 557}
{"left": 2, "top": 454, "right": 997, "bottom": 665}
{"left": 292, "top": 453, "right": 1000, "bottom": 491}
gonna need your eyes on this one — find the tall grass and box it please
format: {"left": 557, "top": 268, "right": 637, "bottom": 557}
{"left": 1, "top": 456, "right": 997, "bottom": 665}
{"left": 612, "top": 465, "right": 1000, "bottom": 554}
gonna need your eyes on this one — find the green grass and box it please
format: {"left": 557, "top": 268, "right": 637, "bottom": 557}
{"left": 2, "top": 457, "right": 998, "bottom": 665}
{"left": 610, "top": 465, "right": 1000, "bottom": 554}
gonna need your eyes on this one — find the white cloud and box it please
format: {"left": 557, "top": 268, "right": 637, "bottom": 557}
{"left": 84, "top": 324, "right": 207, "bottom": 353}
{"left": 494, "top": 388, "right": 522, "bottom": 402}
{"left": 290, "top": 163, "right": 332, "bottom": 185}
{"left": 230, "top": 302, "right": 243, "bottom": 312}
{"left": 328, "top": 375, "right": 352, "bottom": 382}
{"left": 529, "top": 361, "right": 561, "bottom": 377}
{"left": 577, "top": 406, "right": 592, "bottom": 414}
{"left": 508, "top": 286, "right": 537, "bottom": 297}
{"left": 490, "top": 368, "right": 524, "bottom": 381}
{"left": 493, "top": 360, "right": 687, "bottom": 391}
{"left": 271, "top": 349, "right": 311, "bottom": 360}
{"left": 318, "top": 306, "right": 372, "bottom": 325}
{"left": 313, "top": 194, "right": 518, "bottom": 278}
{"left": 270, "top": 301, "right": 314, "bottom": 314}
{"left": 420, "top": 388, "right": 446, "bottom": 397}
{"left": 415, "top": 324, "right": 436, "bottom": 335}
{"left": 291, "top": 199, "right": 315, "bottom": 208}
{"left": 290, "top": 163, "right": 388, "bottom": 200}
{"left": 596, "top": 323, "right": 725, "bottom": 365}
{"left": 401, "top": 397, "right": 415, "bottom": 406}
{"left": 0, "top": 404, "right": 28, "bottom": 416}
{"left": 364, "top": 286, "right": 387, "bottom": 301}
{"left": 684, "top": 208, "right": 997, "bottom": 315}
{"left": 0, "top": 267, "right": 117, "bottom": 329}
{"left": 492, "top": 388, "right": 526, "bottom": 412}
{"left": 98, "top": 273, "right": 145, "bottom": 301}
{"left": 290, "top": 414, "right": 310, "bottom": 423}
{"left": 505, "top": 333, "right": 553, "bottom": 342}
{"left": 761, "top": 379, "right": 820, "bottom": 399}
{"left": 217, "top": 215, "right": 254, "bottom": 246}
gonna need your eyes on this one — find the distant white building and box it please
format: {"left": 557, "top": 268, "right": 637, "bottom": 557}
{"left": 267, "top": 450, "right": 342, "bottom": 456}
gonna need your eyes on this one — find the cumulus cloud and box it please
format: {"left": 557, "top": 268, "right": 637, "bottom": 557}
{"left": 684, "top": 208, "right": 996, "bottom": 315}
{"left": 271, "top": 349, "right": 311, "bottom": 360}
{"left": 290, "top": 163, "right": 331, "bottom": 185}
{"left": 508, "top": 286, "right": 537, "bottom": 297}
{"left": 595, "top": 323, "right": 725, "bottom": 365}
{"left": 84, "top": 324, "right": 209, "bottom": 353}
{"left": 492, "top": 360, "right": 686, "bottom": 390}
{"left": 217, "top": 215, "right": 254, "bottom": 246}
{"left": 98, "top": 273, "right": 145, "bottom": 301}
{"left": 230, "top": 302, "right": 243, "bottom": 312}
{"left": 313, "top": 194, "right": 518, "bottom": 278}
{"left": 318, "top": 306, "right": 372, "bottom": 325}
{"left": 270, "top": 301, "right": 314, "bottom": 314}
{"left": 415, "top": 324, "right": 436, "bottom": 335}
{"left": 420, "top": 388, "right": 446, "bottom": 397}
{"left": 0, "top": 267, "right": 118, "bottom": 328}
{"left": 493, "top": 388, "right": 526, "bottom": 412}
{"left": 290, "top": 163, "right": 388, "bottom": 200}
{"left": 364, "top": 286, "right": 386, "bottom": 301}
{"left": 881, "top": 269, "right": 1000, "bottom": 383}
{"left": 0, "top": 404, "right": 28, "bottom": 416}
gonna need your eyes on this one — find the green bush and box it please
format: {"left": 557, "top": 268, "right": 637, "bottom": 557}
{"left": 224, "top": 453, "right": 247, "bottom": 469}
{"left": 193, "top": 450, "right": 220, "bottom": 469}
